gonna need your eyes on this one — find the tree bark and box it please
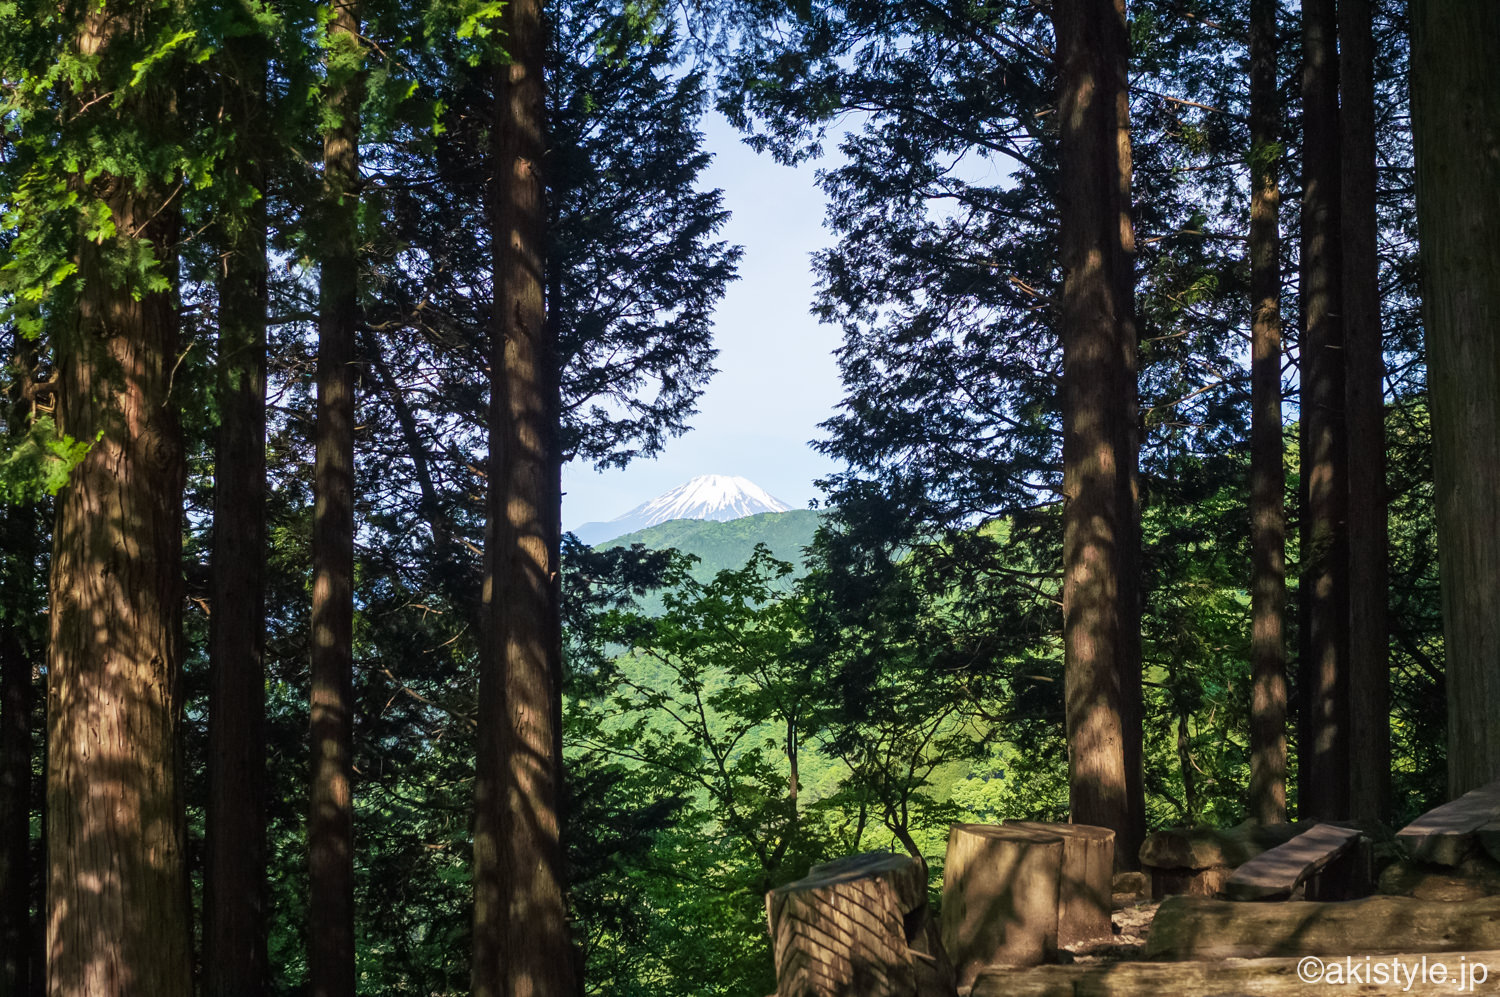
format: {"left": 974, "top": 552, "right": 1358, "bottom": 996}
{"left": 1340, "top": 0, "right": 1389, "bottom": 824}
{"left": 1297, "top": 0, "right": 1350, "bottom": 821}
{"left": 0, "top": 628, "right": 30, "bottom": 997}
{"left": 1, "top": 333, "right": 36, "bottom": 997}
{"left": 1111, "top": 0, "right": 1145, "bottom": 874}
{"left": 1409, "top": 0, "right": 1500, "bottom": 799}
{"left": 471, "top": 0, "right": 577, "bottom": 994}
{"left": 45, "top": 11, "right": 193, "bottom": 995}
{"left": 309, "top": 4, "right": 362, "bottom": 996}
{"left": 1051, "top": 0, "right": 1144, "bottom": 869}
{"left": 1248, "top": 0, "right": 1288, "bottom": 827}
{"left": 204, "top": 21, "right": 270, "bottom": 997}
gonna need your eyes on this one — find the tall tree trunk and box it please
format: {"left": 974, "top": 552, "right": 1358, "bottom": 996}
{"left": 1409, "top": 0, "right": 1500, "bottom": 798}
{"left": 0, "top": 626, "right": 30, "bottom": 997}
{"left": 472, "top": 0, "right": 578, "bottom": 992}
{"left": 1248, "top": 0, "right": 1288, "bottom": 826}
{"left": 1340, "top": 0, "right": 1389, "bottom": 823}
{"left": 1, "top": 332, "right": 36, "bottom": 997}
{"left": 1297, "top": 0, "right": 1350, "bottom": 821}
{"left": 1052, "top": 0, "right": 1144, "bottom": 871}
{"left": 309, "top": 4, "right": 362, "bottom": 995}
{"left": 205, "top": 20, "right": 270, "bottom": 996}
{"left": 1112, "top": 0, "right": 1145, "bottom": 873}
{"left": 31, "top": 720, "right": 43, "bottom": 997}
{"left": 46, "top": 11, "right": 193, "bottom": 995}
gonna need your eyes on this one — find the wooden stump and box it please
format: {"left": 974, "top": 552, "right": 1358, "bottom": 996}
{"left": 1145, "top": 894, "right": 1500, "bottom": 961}
{"left": 806, "top": 852, "right": 929, "bottom": 914}
{"left": 765, "top": 854, "right": 921, "bottom": 997}
{"left": 1004, "top": 820, "right": 1115, "bottom": 946}
{"left": 941, "top": 824, "right": 1063, "bottom": 988}
{"left": 804, "top": 852, "right": 958, "bottom": 996}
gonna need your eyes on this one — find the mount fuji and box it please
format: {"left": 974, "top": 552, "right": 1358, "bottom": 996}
{"left": 572, "top": 475, "right": 793, "bottom": 545}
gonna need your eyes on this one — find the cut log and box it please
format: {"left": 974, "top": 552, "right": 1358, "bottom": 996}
{"left": 1145, "top": 894, "right": 1500, "bottom": 961}
{"left": 941, "top": 824, "right": 1062, "bottom": 988}
{"left": 971, "top": 950, "right": 1500, "bottom": 997}
{"left": 1225, "top": 823, "right": 1364, "bottom": 900}
{"left": 1005, "top": 821, "right": 1115, "bottom": 946}
{"left": 766, "top": 859, "right": 916, "bottom": 997}
{"left": 1397, "top": 778, "right": 1500, "bottom": 866}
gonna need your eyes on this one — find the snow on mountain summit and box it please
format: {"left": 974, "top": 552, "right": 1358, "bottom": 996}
{"left": 632, "top": 475, "right": 792, "bottom": 525}
{"left": 572, "top": 475, "right": 793, "bottom": 544}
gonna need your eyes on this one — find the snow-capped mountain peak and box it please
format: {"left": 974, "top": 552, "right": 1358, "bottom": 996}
{"left": 573, "top": 475, "right": 792, "bottom": 544}
{"left": 632, "top": 475, "right": 791, "bottom": 524}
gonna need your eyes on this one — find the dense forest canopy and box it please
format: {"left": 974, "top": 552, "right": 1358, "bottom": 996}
{"left": 0, "top": 0, "right": 1497, "bottom": 994}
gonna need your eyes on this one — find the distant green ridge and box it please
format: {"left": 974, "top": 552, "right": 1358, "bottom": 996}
{"left": 596, "top": 509, "right": 822, "bottom": 597}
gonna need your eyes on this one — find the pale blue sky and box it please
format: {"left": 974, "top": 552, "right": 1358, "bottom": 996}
{"left": 561, "top": 112, "right": 848, "bottom": 529}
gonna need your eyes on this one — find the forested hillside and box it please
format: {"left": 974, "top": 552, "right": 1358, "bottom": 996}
{"left": 598, "top": 509, "right": 821, "bottom": 578}
{"left": 2, "top": 0, "right": 1498, "bottom": 995}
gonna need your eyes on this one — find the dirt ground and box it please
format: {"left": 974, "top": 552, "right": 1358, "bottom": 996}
{"left": 1058, "top": 893, "right": 1160, "bottom": 964}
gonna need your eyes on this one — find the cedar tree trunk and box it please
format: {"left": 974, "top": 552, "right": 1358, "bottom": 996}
{"left": 0, "top": 627, "right": 29, "bottom": 997}
{"left": 1, "top": 333, "right": 36, "bottom": 997}
{"left": 45, "top": 13, "right": 193, "bottom": 995}
{"left": 1409, "top": 0, "right": 1500, "bottom": 797}
{"left": 1297, "top": 0, "right": 1350, "bottom": 821}
{"left": 309, "top": 4, "right": 362, "bottom": 995}
{"left": 1052, "top": 0, "right": 1145, "bottom": 871}
{"left": 204, "top": 22, "right": 271, "bottom": 995}
{"left": 1340, "top": 0, "right": 1390, "bottom": 823}
{"left": 1248, "top": 0, "right": 1288, "bottom": 825}
{"left": 472, "top": 0, "right": 579, "bottom": 992}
